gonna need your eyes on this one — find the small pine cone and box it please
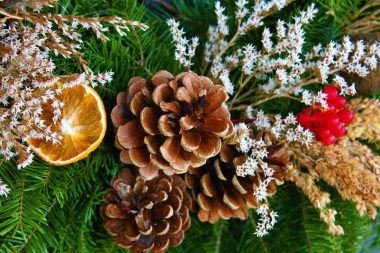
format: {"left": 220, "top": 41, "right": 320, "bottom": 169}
{"left": 100, "top": 168, "right": 192, "bottom": 253}
{"left": 111, "top": 71, "right": 233, "bottom": 179}
{"left": 185, "top": 141, "right": 288, "bottom": 223}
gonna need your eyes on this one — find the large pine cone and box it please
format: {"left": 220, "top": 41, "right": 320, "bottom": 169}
{"left": 111, "top": 71, "right": 233, "bottom": 179}
{"left": 100, "top": 168, "right": 192, "bottom": 253}
{"left": 185, "top": 141, "right": 288, "bottom": 223}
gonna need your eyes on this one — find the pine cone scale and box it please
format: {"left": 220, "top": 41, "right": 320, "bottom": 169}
{"left": 152, "top": 84, "right": 174, "bottom": 105}
{"left": 182, "top": 73, "right": 202, "bottom": 97}
{"left": 111, "top": 105, "right": 130, "bottom": 128}
{"left": 129, "top": 147, "right": 150, "bottom": 167}
{"left": 200, "top": 173, "right": 217, "bottom": 197}
{"left": 181, "top": 130, "right": 201, "bottom": 151}
{"left": 158, "top": 115, "right": 178, "bottom": 137}
{"left": 156, "top": 220, "right": 170, "bottom": 235}
{"left": 115, "top": 234, "right": 133, "bottom": 249}
{"left": 194, "top": 133, "right": 221, "bottom": 159}
{"left": 125, "top": 220, "right": 140, "bottom": 240}
{"left": 105, "top": 219, "right": 128, "bottom": 235}
{"left": 160, "top": 137, "right": 181, "bottom": 163}
{"left": 151, "top": 70, "right": 174, "bottom": 86}
{"left": 201, "top": 112, "right": 226, "bottom": 129}
{"left": 204, "top": 85, "right": 228, "bottom": 114}
{"left": 120, "top": 149, "right": 133, "bottom": 164}
{"left": 127, "top": 78, "right": 149, "bottom": 101}
{"left": 160, "top": 101, "right": 181, "bottom": 114}
{"left": 105, "top": 204, "right": 129, "bottom": 219}
{"left": 140, "top": 107, "right": 160, "bottom": 135}
{"left": 117, "top": 119, "right": 145, "bottom": 149}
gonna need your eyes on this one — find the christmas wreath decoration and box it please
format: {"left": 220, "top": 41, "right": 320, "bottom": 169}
{"left": 0, "top": 0, "right": 380, "bottom": 252}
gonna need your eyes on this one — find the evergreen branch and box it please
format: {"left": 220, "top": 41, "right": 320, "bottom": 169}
{"left": 18, "top": 199, "right": 57, "bottom": 252}
{"left": 16, "top": 174, "right": 25, "bottom": 235}
{"left": 301, "top": 196, "right": 315, "bottom": 252}
{"left": 132, "top": 25, "right": 146, "bottom": 69}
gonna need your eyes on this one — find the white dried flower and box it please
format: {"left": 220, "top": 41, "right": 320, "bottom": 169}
{"left": 219, "top": 70, "right": 234, "bottom": 95}
{"left": 255, "top": 204, "right": 278, "bottom": 237}
{"left": 301, "top": 90, "right": 313, "bottom": 105}
{"left": 0, "top": 181, "right": 10, "bottom": 197}
{"left": 167, "top": 19, "right": 199, "bottom": 69}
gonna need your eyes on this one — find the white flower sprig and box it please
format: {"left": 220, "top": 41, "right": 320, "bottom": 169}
{"left": 255, "top": 204, "right": 278, "bottom": 237}
{"left": 0, "top": 179, "right": 10, "bottom": 197}
{"left": 246, "top": 108, "right": 314, "bottom": 145}
{"left": 167, "top": 19, "right": 199, "bottom": 70}
{"left": 231, "top": 122, "right": 281, "bottom": 235}
{"left": 230, "top": 111, "right": 313, "bottom": 236}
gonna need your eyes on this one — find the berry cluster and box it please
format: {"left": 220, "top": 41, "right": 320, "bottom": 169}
{"left": 298, "top": 85, "right": 354, "bottom": 145}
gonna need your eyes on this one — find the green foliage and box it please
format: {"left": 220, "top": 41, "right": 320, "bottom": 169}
{"left": 168, "top": 184, "right": 373, "bottom": 253}
{"left": 239, "top": 184, "right": 372, "bottom": 253}
{"left": 318, "top": 0, "right": 362, "bottom": 27}
{"left": 0, "top": 0, "right": 379, "bottom": 252}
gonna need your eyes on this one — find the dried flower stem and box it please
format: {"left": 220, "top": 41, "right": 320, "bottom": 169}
{"left": 231, "top": 93, "right": 301, "bottom": 111}
{"left": 0, "top": 8, "right": 21, "bottom": 21}
{"left": 214, "top": 0, "right": 294, "bottom": 61}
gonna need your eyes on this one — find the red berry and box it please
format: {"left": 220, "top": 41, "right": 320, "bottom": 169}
{"left": 332, "top": 96, "right": 346, "bottom": 110}
{"left": 297, "top": 108, "right": 312, "bottom": 128}
{"left": 325, "top": 113, "right": 340, "bottom": 126}
{"left": 309, "top": 109, "right": 326, "bottom": 125}
{"left": 323, "top": 85, "right": 339, "bottom": 100}
{"left": 324, "top": 113, "right": 346, "bottom": 137}
{"left": 337, "top": 109, "right": 354, "bottom": 124}
{"left": 326, "top": 100, "right": 336, "bottom": 111}
{"left": 316, "top": 128, "right": 336, "bottom": 145}
{"left": 311, "top": 108, "right": 324, "bottom": 118}
{"left": 298, "top": 108, "right": 325, "bottom": 129}
{"left": 330, "top": 122, "right": 346, "bottom": 137}
{"left": 297, "top": 113, "right": 310, "bottom": 128}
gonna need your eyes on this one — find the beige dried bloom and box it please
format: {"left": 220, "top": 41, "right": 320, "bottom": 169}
{"left": 0, "top": 1, "right": 147, "bottom": 172}
{"left": 347, "top": 98, "right": 380, "bottom": 148}
{"left": 284, "top": 162, "right": 344, "bottom": 235}
{"left": 292, "top": 138, "right": 380, "bottom": 219}
{"left": 285, "top": 163, "right": 331, "bottom": 210}
{"left": 320, "top": 209, "right": 344, "bottom": 236}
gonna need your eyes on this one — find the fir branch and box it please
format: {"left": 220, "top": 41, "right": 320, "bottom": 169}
{"left": 18, "top": 199, "right": 57, "bottom": 252}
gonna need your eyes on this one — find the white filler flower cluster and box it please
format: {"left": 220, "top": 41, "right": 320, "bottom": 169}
{"left": 167, "top": 1, "right": 380, "bottom": 109}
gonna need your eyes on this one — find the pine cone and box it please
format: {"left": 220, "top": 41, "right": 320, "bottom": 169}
{"left": 111, "top": 71, "right": 233, "bottom": 179}
{"left": 185, "top": 140, "right": 288, "bottom": 223}
{"left": 100, "top": 168, "right": 192, "bottom": 253}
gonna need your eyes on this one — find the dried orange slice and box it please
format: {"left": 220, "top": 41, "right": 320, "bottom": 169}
{"left": 29, "top": 85, "right": 107, "bottom": 166}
